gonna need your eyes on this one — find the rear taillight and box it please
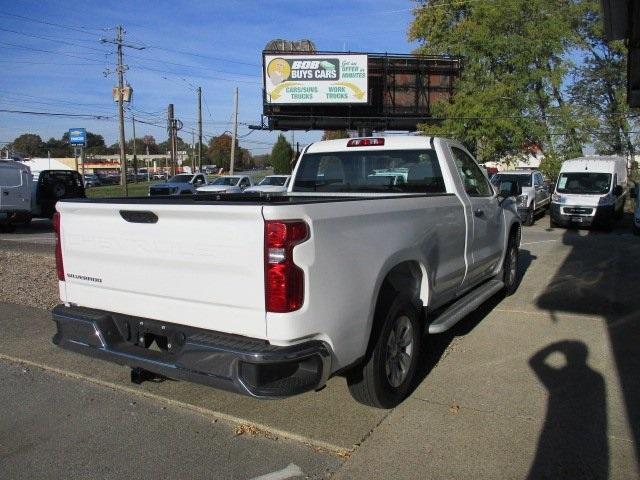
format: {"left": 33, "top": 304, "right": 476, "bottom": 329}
{"left": 347, "top": 138, "right": 385, "bottom": 147}
{"left": 53, "top": 212, "right": 64, "bottom": 281}
{"left": 265, "top": 220, "right": 309, "bottom": 313}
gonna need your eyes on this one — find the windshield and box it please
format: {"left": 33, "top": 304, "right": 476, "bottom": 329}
{"left": 258, "top": 176, "right": 288, "bottom": 186}
{"left": 292, "top": 150, "right": 445, "bottom": 193}
{"left": 556, "top": 172, "right": 612, "bottom": 195}
{"left": 491, "top": 174, "right": 531, "bottom": 187}
{"left": 168, "top": 174, "right": 192, "bottom": 183}
{"left": 212, "top": 176, "right": 239, "bottom": 186}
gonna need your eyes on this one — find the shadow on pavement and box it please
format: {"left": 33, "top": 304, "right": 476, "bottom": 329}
{"left": 409, "top": 248, "right": 536, "bottom": 396}
{"left": 536, "top": 225, "right": 640, "bottom": 468}
{"left": 527, "top": 341, "right": 608, "bottom": 479}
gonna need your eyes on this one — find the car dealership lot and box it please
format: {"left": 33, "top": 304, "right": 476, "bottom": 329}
{"left": 0, "top": 219, "right": 639, "bottom": 479}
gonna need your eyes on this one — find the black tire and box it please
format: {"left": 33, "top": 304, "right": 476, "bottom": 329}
{"left": 347, "top": 292, "right": 422, "bottom": 409}
{"left": 523, "top": 206, "right": 534, "bottom": 226}
{"left": 549, "top": 215, "right": 558, "bottom": 228}
{"left": 503, "top": 235, "right": 519, "bottom": 296}
{"left": 52, "top": 181, "right": 67, "bottom": 199}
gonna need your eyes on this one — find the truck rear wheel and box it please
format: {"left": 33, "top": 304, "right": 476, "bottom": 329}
{"left": 347, "top": 292, "right": 421, "bottom": 409}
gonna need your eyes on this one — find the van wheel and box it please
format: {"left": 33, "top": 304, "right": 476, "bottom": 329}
{"left": 503, "top": 236, "right": 519, "bottom": 296}
{"left": 549, "top": 216, "right": 558, "bottom": 228}
{"left": 347, "top": 292, "right": 421, "bottom": 409}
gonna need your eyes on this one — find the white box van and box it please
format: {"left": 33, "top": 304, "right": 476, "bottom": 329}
{"left": 550, "top": 156, "right": 628, "bottom": 229}
{"left": 0, "top": 160, "right": 32, "bottom": 227}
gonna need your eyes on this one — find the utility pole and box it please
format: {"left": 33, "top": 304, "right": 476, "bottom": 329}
{"left": 191, "top": 131, "right": 196, "bottom": 173}
{"left": 168, "top": 104, "right": 175, "bottom": 177}
{"left": 230, "top": 87, "right": 238, "bottom": 175}
{"left": 131, "top": 114, "right": 138, "bottom": 183}
{"left": 197, "top": 86, "right": 203, "bottom": 172}
{"left": 101, "top": 25, "right": 145, "bottom": 196}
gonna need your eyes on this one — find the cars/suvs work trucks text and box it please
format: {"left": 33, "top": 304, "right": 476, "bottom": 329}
{"left": 52, "top": 136, "right": 522, "bottom": 408}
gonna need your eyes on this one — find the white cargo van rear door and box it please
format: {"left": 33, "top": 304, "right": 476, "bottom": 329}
{"left": 0, "top": 164, "right": 31, "bottom": 213}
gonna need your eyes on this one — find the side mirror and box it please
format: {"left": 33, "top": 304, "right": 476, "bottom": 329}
{"left": 613, "top": 185, "right": 623, "bottom": 196}
{"left": 498, "top": 180, "right": 522, "bottom": 198}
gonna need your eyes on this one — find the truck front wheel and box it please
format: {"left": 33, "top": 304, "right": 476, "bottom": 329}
{"left": 503, "top": 236, "right": 519, "bottom": 296}
{"left": 347, "top": 292, "right": 422, "bottom": 408}
{"left": 523, "top": 205, "right": 535, "bottom": 226}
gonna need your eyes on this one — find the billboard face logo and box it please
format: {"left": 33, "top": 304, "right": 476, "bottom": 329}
{"left": 264, "top": 54, "right": 367, "bottom": 104}
{"left": 267, "top": 58, "right": 291, "bottom": 85}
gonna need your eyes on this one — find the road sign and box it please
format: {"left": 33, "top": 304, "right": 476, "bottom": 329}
{"left": 69, "top": 128, "right": 86, "bottom": 146}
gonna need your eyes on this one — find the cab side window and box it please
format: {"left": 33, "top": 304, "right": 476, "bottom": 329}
{"left": 451, "top": 147, "right": 493, "bottom": 197}
{"left": 534, "top": 173, "right": 543, "bottom": 187}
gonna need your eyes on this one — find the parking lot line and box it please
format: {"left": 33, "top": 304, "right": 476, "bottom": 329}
{"left": 520, "top": 239, "right": 558, "bottom": 246}
{"left": 0, "top": 353, "right": 353, "bottom": 459}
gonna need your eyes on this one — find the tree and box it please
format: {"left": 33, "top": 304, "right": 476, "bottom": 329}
{"left": 44, "top": 137, "right": 71, "bottom": 157}
{"left": 539, "top": 153, "right": 564, "bottom": 181}
{"left": 409, "top": 0, "right": 588, "bottom": 162}
{"left": 321, "top": 130, "right": 350, "bottom": 141}
{"left": 207, "top": 134, "right": 233, "bottom": 170}
{"left": 142, "top": 135, "right": 160, "bottom": 154}
{"left": 270, "top": 134, "right": 294, "bottom": 174}
{"left": 11, "top": 133, "right": 44, "bottom": 157}
{"left": 569, "top": 0, "right": 637, "bottom": 156}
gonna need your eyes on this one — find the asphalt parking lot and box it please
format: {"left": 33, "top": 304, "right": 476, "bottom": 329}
{"left": 1, "top": 215, "right": 639, "bottom": 479}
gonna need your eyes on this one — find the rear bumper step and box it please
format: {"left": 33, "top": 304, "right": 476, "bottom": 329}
{"left": 52, "top": 305, "right": 332, "bottom": 398}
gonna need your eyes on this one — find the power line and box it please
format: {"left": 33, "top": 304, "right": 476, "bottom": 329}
{"left": 0, "top": 27, "right": 110, "bottom": 53}
{"left": 0, "top": 40, "right": 107, "bottom": 63}
{"left": 0, "top": 12, "right": 107, "bottom": 37}
{"left": 0, "top": 108, "right": 113, "bottom": 119}
{"left": 139, "top": 44, "right": 260, "bottom": 67}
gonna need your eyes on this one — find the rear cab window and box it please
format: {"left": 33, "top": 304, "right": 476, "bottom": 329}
{"left": 292, "top": 149, "right": 446, "bottom": 194}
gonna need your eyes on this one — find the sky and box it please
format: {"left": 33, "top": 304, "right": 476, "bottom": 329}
{"left": 0, "top": 0, "right": 419, "bottom": 155}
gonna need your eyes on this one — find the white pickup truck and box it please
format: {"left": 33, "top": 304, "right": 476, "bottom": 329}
{"left": 52, "top": 136, "right": 522, "bottom": 408}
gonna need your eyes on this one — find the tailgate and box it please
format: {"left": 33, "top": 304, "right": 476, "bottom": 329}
{"left": 57, "top": 201, "right": 267, "bottom": 339}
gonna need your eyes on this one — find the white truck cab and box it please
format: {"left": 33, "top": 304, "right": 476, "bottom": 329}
{"left": 550, "top": 156, "right": 628, "bottom": 229}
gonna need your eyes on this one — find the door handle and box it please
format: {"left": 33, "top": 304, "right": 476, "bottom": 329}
{"left": 2, "top": 191, "right": 8, "bottom": 196}
{"left": 474, "top": 208, "right": 484, "bottom": 217}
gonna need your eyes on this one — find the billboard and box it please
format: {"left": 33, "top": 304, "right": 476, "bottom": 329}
{"left": 68, "top": 128, "right": 86, "bottom": 146}
{"left": 264, "top": 54, "right": 368, "bottom": 104}
{"left": 259, "top": 52, "right": 462, "bottom": 131}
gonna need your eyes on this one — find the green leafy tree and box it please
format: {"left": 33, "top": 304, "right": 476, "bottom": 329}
{"left": 44, "top": 137, "right": 71, "bottom": 157}
{"left": 142, "top": 135, "right": 160, "bottom": 154}
{"left": 270, "top": 134, "right": 294, "bottom": 174}
{"left": 539, "top": 152, "right": 564, "bottom": 181}
{"left": 321, "top": 130, "right": 350, "bottom": 140}
{"left": 11, "top": 133, "right": 44, "bottom": 157}
{"left": 569, "top": 0, "right": 637, "bottom": 156}
{"left": 207, "top": 134, "right": 233, "bottom": 170}
{"left": 409, "top": 0, "right": 588, "bottom": 162}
